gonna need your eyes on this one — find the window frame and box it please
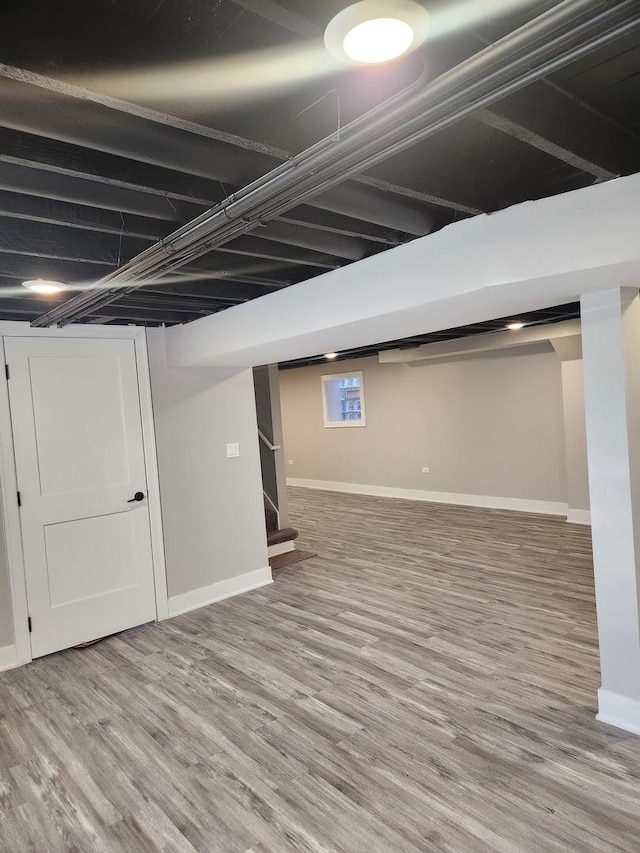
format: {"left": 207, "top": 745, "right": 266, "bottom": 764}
{"left": 320, "top": 370, "right": 367, "bottom": 428}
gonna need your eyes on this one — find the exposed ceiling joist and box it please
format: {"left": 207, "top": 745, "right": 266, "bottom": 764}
{"left": 0, "top": 187, "right": 392, "bottom": 258}
{"left": 0, "top": 255, "right": 120, "bottom": 284}
{"left": 32, "top": 0, "right": 640, "bottom": 327}
{"left": 278, "top": 210, "right": 401, "bottom": 246}
{"left": 126, "top": 293, "right": 250, "bottom": 310}
{"left": 0, "top": 277, "right": 275, "bottom": 309}
{"left": 0, "top": 126, "right": 231, "bottom": 206}
{"left": 142, "top": 278, "right": 283, "bottom": 300}
{"left": 477, "top": 108, "right": 616, "bottom": 179}
{"left": 228, "top": 0, "right": 320, "bottom": 38}
{"left": 355, "top": 174, "right": 483, "bottom": 217}
{"left": 303, "top": 182, "right": 434, "bottom": 235}
{"left": 546, "top": 78, "right": 640, "bottom": 142}
{"left": 0, "top": 160, "right": 189, "bottom": 220}
{"left": 0, "top": 306, "right": 192, "bottom": 325}
{"left": 162, "top": 265, "right": 291, "bottom": 287}
{"left": 213, "top": 239, "right": 341, "bottom": 270}
{"left": 0, "top": 135, "right": 434, "bottom": 236}
{"left": 0, "top": 183, "right": 369, "bottom": 269}
{"left": 0, "top": 294, "right": 205, "bottom": 323}
{"left": 0, "top": 256, "right": 290, "bottom": 293}
{"left": 0, "top": 191, "right": 169, "bottom": 240}
{"left": 0, "top": 63, "right": 474, "bottom": 223}
{"left": 0, "top": 63, "right": 293, "bottom": 159}
{"left": 245, "top": 1, "right": 639, "bottom": 183}
{"left": 256, "top": 220, "right": 369, "bottom": 260}
{"left": 0, "top": 83, "right": 273, "bottom": 185}
{"left": 1, "top": 1, "right": 638, "bottom": 334}
{"left": 83, "top": 306, "right": 205, "bottom": 323}
{"left": 0, "top": 178, "right": 371, "bottom": 264}
{"left": 476, "top": 80, "right": 638, "bottom": 178}
{"left": 0, "top": 219, "right": 150, "bottom": 265}
{"left": 0, "top": 219, "right": 346, "bottom": 273}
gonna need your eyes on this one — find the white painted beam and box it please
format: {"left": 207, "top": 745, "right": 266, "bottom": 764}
{"left": 167, "top": 174, "right": 640, "bottom": 369}
{"left": 550, "top": 334, "right": 582, "bottom": 362}
{"left": 379, "top": 319, "right": 581, "bottom": 364}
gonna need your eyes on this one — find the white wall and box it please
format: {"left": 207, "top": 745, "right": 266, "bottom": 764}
{"left": 560, "top": 359, "right": 590, "bottom": 514}
{"left": 281, "top": 349, "right": 570, "bottom": 508}
{"left": 146, "top": 328, "right": 269, "bottom": 606}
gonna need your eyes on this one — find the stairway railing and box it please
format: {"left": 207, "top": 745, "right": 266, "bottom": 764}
{"left": 259, "top": 429, "right": 281, "bottom": 529}
{"left": 263, "top": 489, "right": 280, "bottom": 532}
{"left": 258, "top": 428, "right": 280, "bottom": 452}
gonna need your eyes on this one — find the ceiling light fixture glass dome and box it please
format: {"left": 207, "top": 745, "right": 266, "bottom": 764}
{"left": 343, "top": 17, "right": 414, "bottom": 63}
{"left": 325, "top": 1, "right": 430, "bottom": 65}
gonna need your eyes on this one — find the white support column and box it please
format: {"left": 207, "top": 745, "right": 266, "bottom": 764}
{"left": 581, "top": 287, "right": 640, "bottom": 735}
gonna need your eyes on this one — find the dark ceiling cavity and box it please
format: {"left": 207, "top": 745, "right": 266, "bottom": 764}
{"left": 0, "top": 0, "right": 638, "bottom": 347}
{"left": 279, "top": 302, "right": 582, "bottom": 369}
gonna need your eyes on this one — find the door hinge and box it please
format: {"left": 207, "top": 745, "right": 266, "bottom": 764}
{"left": 4, "top": 364, "right": 8, "bottom": 380}
{"left": 16, "top": 491, "right": 21, "bottom": 507}
{"left": 28, "top": 617, "right": 32, "bottom": 633}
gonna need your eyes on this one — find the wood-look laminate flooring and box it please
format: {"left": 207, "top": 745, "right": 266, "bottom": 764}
{"left": 2, "top": 487, "right": 640, "bottom": 852}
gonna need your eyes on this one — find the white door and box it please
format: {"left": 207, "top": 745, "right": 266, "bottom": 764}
{"left": 5, "top": 336, "right": 157, "bottom": 658}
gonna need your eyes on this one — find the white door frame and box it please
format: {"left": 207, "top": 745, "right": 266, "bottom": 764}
{"left": 0, "top": 322, "right": 168, "bottom": 667}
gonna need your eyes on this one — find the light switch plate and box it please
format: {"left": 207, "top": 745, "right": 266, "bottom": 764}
{"left": 226, "top": 442, "right": 240, "bottom": 458}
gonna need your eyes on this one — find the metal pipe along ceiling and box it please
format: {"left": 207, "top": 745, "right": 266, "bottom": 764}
{"left": 32, "top": 0, "right": 640, "bottom": 328}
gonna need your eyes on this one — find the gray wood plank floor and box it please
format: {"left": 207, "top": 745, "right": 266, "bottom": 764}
{"left": 2, "top": 487, "right": 640, "bottom": 852}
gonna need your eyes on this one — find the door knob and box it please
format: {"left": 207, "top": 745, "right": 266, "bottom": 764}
{"left": 127, "top": 491, "right": 145, "bottom": 503}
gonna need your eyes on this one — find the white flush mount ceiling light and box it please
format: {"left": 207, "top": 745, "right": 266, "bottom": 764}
{"left": 343, "top": 17, "right": 414, "bottom": 64}
{"left": 325, "top": 1, "right": 430, "bottom": 65}
{"left": 22, "top": 279, "right": 69, "bottom": 294}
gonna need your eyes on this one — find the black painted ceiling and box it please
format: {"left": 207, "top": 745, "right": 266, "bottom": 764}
{"left": 0, "top": 1, "right": 638, "bottom": 352}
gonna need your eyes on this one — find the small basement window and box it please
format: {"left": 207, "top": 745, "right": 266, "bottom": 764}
{"left": 321, "top": 371, "right": 366, "bottom": 428}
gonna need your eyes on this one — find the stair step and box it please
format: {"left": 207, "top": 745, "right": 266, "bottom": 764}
{"left": 267, "top": 527, "right": 299, "bottom": 547}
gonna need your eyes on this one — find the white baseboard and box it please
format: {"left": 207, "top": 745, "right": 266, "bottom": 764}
{"left": 167, "top": 567, "right": 273, "bottom": 618}
{"left": 287, "top": 478, "right": 568, "bottom": 517}
{"left": 268, "top": 541, "right": 295, "bottom": 558}
{"left": 597, "top": 688, "right": 640, "bottom": 736}
{"left": 566, "top": 508, "right": 591, "bottom": 525}
{"left": 0, "top": 644, "right": 18, "bottom": 673}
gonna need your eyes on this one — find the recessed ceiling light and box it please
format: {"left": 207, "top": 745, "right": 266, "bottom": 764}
{"left": 325, "top": 1, "right": 429, "bottom": 66}
{"left": 325, "top": 352, "right": 338, "bottom": 359}
{"left": 506, "top": 322, "right": 525, "bottom": 331}
{"left": 22, "top": 279, "right": 69, "bottom": 294}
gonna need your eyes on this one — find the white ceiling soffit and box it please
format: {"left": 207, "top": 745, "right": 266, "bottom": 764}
{"left": 166, "top": 173, "right": 640, "bottom": 369}
{"left": 379, "top": 318, "right": 582, "bottom": 365}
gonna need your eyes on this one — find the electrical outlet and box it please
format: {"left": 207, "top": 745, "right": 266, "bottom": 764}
{"left": 421, "top": 466, "right": 430, "bottom": 474}
{"left": 288, "top": 459, "right": 294, "bottom": 465}
{"left": 226, "top": 443, "right": 240, "bottom": 458}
